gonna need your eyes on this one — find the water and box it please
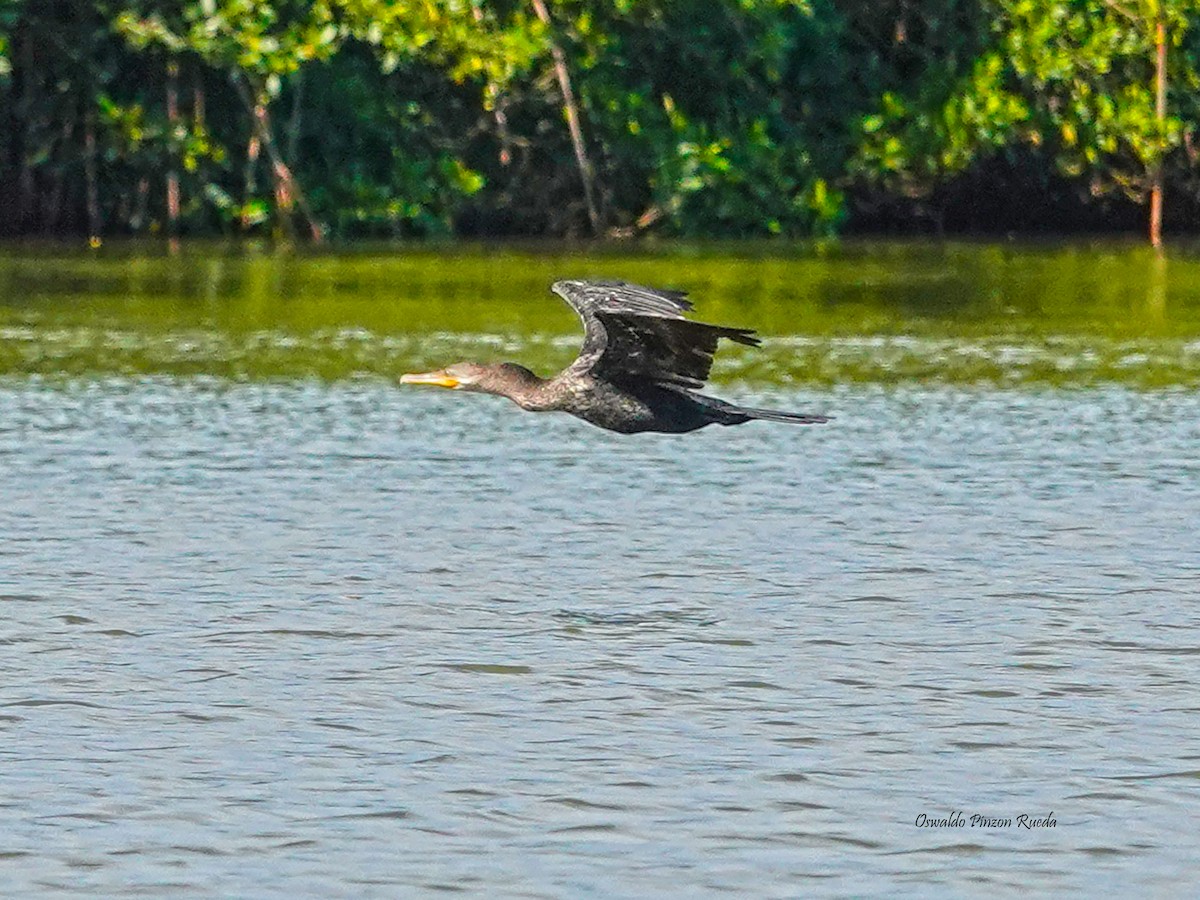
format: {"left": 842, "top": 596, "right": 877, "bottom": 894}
{"left": 4, "top": 240, "right": 1200, "bottom": 385}
{"left": 3, "top": 378, "right": 1198, "bottom": 895}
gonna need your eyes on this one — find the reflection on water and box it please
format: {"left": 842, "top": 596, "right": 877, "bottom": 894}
{"left": 3, "top": 241, "right": 1200, "bottom": 384}
{"left": 1, "top": 380, "right": 1198, "bottom": 894}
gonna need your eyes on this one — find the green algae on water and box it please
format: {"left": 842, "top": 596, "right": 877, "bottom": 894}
{"left": 3, "top": 240, "right": 1200, "bottom": 387}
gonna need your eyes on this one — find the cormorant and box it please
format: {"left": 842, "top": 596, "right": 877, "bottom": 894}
{"left": 400, "top": 279, "right": 829, "bottom": 434}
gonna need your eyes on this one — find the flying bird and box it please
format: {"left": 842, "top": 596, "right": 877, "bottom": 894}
{"left": 400, "top": 279, "right": 829, "bottom": 434}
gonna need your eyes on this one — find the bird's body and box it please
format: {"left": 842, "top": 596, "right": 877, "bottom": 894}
{"left": 401, "top": 279, "right": 828, "bottom": 434}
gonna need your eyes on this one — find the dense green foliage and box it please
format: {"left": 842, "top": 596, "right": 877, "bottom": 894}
{"left": 2, "top": 1, "right": 1199, "bottom": 240}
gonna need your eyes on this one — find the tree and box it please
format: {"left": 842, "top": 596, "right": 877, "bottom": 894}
{"left": 525, "top": 0, "right": 850, "bottom": 237}
{"left": 116, "top": 0, "right": 345, "bottom": 239}
{"left": 853, "top": 0, "right": 1200, "bottom": 244}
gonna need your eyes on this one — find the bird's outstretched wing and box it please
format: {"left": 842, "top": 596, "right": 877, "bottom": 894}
{"left": 551, "top": 279, "right": 759, "bottom": 390}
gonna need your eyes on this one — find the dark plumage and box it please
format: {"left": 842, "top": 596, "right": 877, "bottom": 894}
{"left": 400, "top": 279, "right": 829, "bottom": 434}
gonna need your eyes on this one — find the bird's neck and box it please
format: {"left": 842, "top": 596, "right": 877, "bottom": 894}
{"left": 488, "top": 364, "right": 553, "bottom": 411}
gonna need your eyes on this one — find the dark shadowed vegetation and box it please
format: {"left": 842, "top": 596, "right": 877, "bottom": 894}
{"left": 3, "top": 1, "right": 1200, "bottom": 243}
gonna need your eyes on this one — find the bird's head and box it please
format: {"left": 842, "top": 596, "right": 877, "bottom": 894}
{"left": 399, "top": 362, "right": 489, "bottom": 392}
{"left": 400, "top": 362, "right": 539, "bottom": 397}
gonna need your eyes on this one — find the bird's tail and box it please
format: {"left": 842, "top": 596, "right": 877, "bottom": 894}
{"left": 734, "top": 405, "right": 830, "bottom": 426}
{"left": 695, "top": 393, "right": 829, "bottom": 426}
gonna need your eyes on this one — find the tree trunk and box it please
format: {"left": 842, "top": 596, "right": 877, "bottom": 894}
{"left": 134, "top": 177, "right": 150, "bottom": 231}
{"left": 84, "top": 110, "right": 100, "bottom": 237}
{"left": 1149, "top": 10, "right": 1167, "bottom": 249}
{"left": 193, "top": 64, "right": 206, "bottom": 126}
{"left": 233, "top": 74, "right": 323, "bottom": 241}
{"left": 529, "top": 0, "right": 601, "bottom": 235}
{"left": 243, "top": 111, "right": 261, "bottom": 229}
{"left": 286, "top": 70, "right": 303, "bottom": 167}
{"left": 45, "top": 117, "right": 74, "bottom": 233}
{"left": 16, "top": 22, "right": 37, "bottom": 230}
{"left": 471, "top": 3, "right": 513, "bottom": 166}
{"left": 166, "top": 59, "right": 181, "bottom": 235}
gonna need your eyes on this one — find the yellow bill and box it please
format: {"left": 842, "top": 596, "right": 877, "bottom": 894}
{"left": 400, "top": 371, "right": 460, "bottom": 389}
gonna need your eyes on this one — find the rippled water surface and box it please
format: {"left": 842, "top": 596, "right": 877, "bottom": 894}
{"left": 3, "top": 380, "right": 1198, "bottom": 896}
